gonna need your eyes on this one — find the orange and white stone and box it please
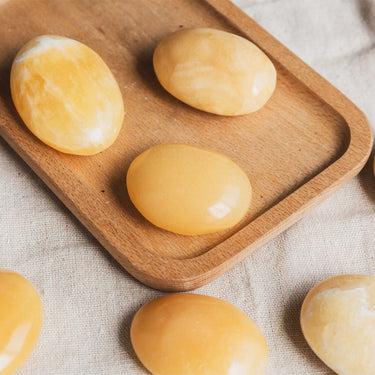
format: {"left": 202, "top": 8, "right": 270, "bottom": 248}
{"left": 11, "top": 35, "right": 124, "bottom": 155}
{"left": 301, "top": 275, "right": 375, "bottom": 375}
{"left": 153, "top": 28, "right": 276, "bottom": 116}
{"left": 0, "top": 270, "right": 42, "bottom": 375}
{"left": 126, "top": 143, "right": 252, "bottom": 235}
{"left": 131, "top": 293, "right": 268, "bottom": 375}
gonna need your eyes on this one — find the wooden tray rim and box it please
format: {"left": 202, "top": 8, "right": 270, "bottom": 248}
{"left": 0, "top": 0, "right": 373, "bottom": 291}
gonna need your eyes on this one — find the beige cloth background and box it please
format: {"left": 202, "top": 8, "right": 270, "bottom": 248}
{"left": 1, "top": 0, "right": 375, "bottom": 374}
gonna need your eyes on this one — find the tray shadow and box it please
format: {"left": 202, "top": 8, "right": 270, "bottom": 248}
{"left": 0, "top": 56, "right": 13, "bottom": 105}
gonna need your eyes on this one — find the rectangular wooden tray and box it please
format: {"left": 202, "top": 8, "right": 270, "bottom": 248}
{"left": 0, "top": 0, "right": 372, "bottom": 291}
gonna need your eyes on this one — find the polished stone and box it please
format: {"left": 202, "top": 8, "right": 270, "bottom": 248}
{"left": 0, "top": 270, "right": 42, "bottom": 375}
{"left": 301, "top": 275, "right": 375, "bottom": 375}
{"left": 131, "top": 293, "right": 268, "bottom": 375}
{"left": 126, "top": 143, "right": 252, "bottom": 235}
{"left": 153, "top": 28, "right": 276, "bottom": 116}
{"left": 11, "top": 35, "right": 124, "bottom": 155}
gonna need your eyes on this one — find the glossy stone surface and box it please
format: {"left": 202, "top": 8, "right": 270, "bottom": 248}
{"left": 131, "top": 293, "right": 268, "bottom": 375}
{"left": 126, "top": 144, "right": 252, "bottom": 235}
{"left": 0, "top": 270, "right": 42, "bottom": 375}
{"left": 301, "top": 275, "right": 375, "bottom": 375}
{"left": 153, "top": 28, "right": 276, "bottom": 116}
{"left": 11, "top": 35, "right": 124, "bottom": 155}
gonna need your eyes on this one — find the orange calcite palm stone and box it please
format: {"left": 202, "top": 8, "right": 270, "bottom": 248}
{"left": 0, "top": 270, "right": 42, "bottom": 375}
{"left": 301, "top": 275, "right": 375, "bottom": 375}
{"left": 153, "top": 28, "right": 276, "bottom": 116}
{"left": 126, "top": 144, "right": 252, "bottom": 235}
{"left": 11, "top": 35, "right": 124, "bottom": 155}
{"left": 131, "top": 294, "right": 268, "bottom": 375}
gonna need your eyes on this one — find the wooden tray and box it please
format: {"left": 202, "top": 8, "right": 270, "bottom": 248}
{"left": 0, "top": 0, "right": 372, "bottom": 291}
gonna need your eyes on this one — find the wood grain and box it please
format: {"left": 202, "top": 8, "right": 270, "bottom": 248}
{"left": 0, "top": 0, "right": 372, "bottom": 291}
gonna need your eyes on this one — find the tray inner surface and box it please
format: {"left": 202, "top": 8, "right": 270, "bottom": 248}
{"left": 0, "top": 0, "right": 349, "bottom": 260}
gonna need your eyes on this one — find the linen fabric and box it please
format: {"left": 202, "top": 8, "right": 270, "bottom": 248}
{"left": 1, "top": 1, "right": 375, "bottom": 374}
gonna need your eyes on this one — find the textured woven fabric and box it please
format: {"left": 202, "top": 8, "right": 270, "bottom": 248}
{"left": 1, "top": 0, "right": 375, "bottom": 374}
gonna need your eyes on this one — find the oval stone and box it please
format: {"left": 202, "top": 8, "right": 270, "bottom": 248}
{"left": 131, "top": 293, "right": 268, "bottom": 375}
{"left": 11, "top": 35, "right": 124, "bottom": 155}
{"left": 301, "top": 275, "right": 375, "bottom": 375}
{"left": 0, "top": 270, "right": 42, "bottom": 375}
{"left": 126, "top": 144, "right": 252, "bottom": 235}
{"left": 153, "top": 28, "right": 276, "bottom": 116}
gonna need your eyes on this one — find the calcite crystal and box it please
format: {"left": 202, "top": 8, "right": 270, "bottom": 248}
{"left": 301, "top": 275, "right": 375, "bottom": 375}
{"left": 0, "top": 270, "right": 42, "bottom": 375}
{"left": 131, "top": 294, "right": 268, "bottom": 375}
{"left": 11, "top": 35, "right": 124, "bottom": 155}
{"left": 126, "top": 143, "right": 252, "bottom": 235}
{"left": 153, "top": 28, "right": 276, "bottom": 116}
